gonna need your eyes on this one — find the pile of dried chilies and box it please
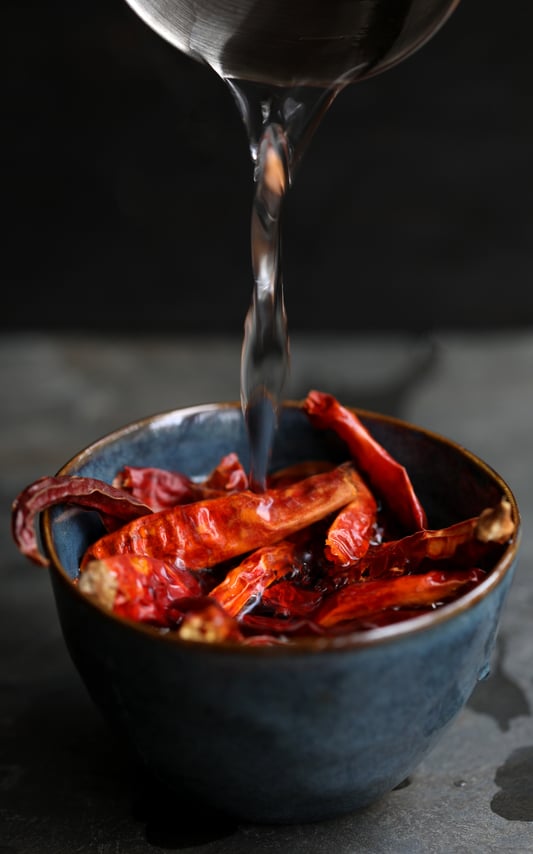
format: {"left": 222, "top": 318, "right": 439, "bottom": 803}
{"left": 11, "top": 391, "right": 515, "bottom": 645}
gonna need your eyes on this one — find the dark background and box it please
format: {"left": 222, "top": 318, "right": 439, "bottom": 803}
{"left": 4, "top": 0, "right": 532, "bottom": 336}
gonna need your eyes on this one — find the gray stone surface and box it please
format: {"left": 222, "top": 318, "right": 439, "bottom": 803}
{"left": 2, "top": 332, "right": 532, "bottom": 852}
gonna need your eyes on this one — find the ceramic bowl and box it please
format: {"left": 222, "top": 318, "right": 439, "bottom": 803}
{"left": 41, "top": 402, "right": 520, "bottom": 824}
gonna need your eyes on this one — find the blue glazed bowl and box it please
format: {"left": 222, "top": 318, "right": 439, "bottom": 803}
{"left": 42, "top": 402, "right": 520, "bottom": 824}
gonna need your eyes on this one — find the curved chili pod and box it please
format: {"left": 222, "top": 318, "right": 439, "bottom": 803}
{"left": 79, "top": 554, "right": 203, "bottom": 625}
{"left": 82, "top": 463, "right": 361, "bottom": 571}
{"left": 261, "top": 580, "right": 324, "bottom": 617}
{"left": 203, "top": 452, "right": 249, "bottom": 492}
{"left": 114, "top": 454, "right": 248, "bottom": 513}
{"left": 11, "top": 476, "right": 152, "bottom": 568}
{"left": 113, "top": 466, "right": 207, "bottom": 511}
{"left": 325, "top": 471, "right": 378, "bottom": 564}
{"left": 303, "top": 390, "right": 427, "bottom": 533}
{"left": 355, "top": 499, "right": 515, "bottom": 580}
{"left": 177, "top": 599, "right": 244, "bottom": 643}
{"left": 210, "top": 540, "right": 298, "bottom": 617}
{"left": 316, "top": 568, "right": 486, "bottom": 628}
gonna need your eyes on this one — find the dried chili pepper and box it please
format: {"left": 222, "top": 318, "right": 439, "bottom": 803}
{"left": 177, "top": 598, "right": 243, "bottom": 643}
{"left": 475, "top": 499, "right": 515, "bottom": 543}
{"left": 303, "top": 390, "right": 427, "bottom": 533}
{"left": 12, "top": 476, "right": 152, "bottom": 567}
{"left": 114, "top": 453, "right": 248, "bottom": 512}
{"left": 209, "top": 540, "right": 299, "bottom": 617}
{"left": 324, "top": 470, "right": 378, "bottom": 564}
{"left": 78, "top": 554, "right": 203, "bottom": 625}
{"left": 316, "top": 568, "right": 486, "bottom": 629}
{"left": 261, "top": 580, "right": 324, "bottom": 617}
{"left": 268, "top": 462, "right": 379, "bottom": 565}
{"left": 345, "top": 498, "right": 515, "bottom": 581}
{"left": 82, "top": 462, "right": 361, "bottom": 571}
{"left": 113, "top": 466, "right": 207, "bottom": 511}
{"left": 202, "top": 452, "right": 249, "bottom": 492}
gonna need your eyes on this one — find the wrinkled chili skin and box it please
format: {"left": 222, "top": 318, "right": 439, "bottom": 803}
{"left": 325, "top": 471, "right": 378, "bottom": 565}
{"left": 79, "top": 555, "right": 203, "bottom": 626}
{"left": 261, "top": 580, "right": 324, "bottom": 617}
{"left": 113, "top": 467, "right": 207, "bottom": 511}
{"left": 177, "top": 598, "right": 243, "bottom": 643}
{"left": 303, "top": 390, "right": 427, "bottom": 533}
{"left": 316, "top": 568, "right": 486, "bottom": 628}
{"left": 82, "top": 463, "right": 361, "bottom": 571}
{"left": 203, "top": 453, "right": 249, "bottom": 492}
{"left": 210, "top": 541, "right": 299, "bottom": 617}
{"left": 114, "top": 454, "right": 249, "bottom": 512}
{"left": 11, "top": 475, "right": 152, "bottom": 567}
{"left": 337, "top": 515, "right": 511, "bottom": 583}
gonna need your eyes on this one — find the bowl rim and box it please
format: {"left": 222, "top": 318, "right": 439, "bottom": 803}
{"left": 42, "top": 400, "right": 522, "bottom": 655}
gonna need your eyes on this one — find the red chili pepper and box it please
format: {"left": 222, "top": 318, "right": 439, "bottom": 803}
{"left": 209, "top": 540, "right": 299, "bottom": 617}
{"left": 303, "top": 390, "right": 427, "bottom": 533}
{"left": 11, "top": 476, "right": 152, "bottom": 567}
{"left": 202, "top": 452, "right": 249, "bottom": 492}
{"left": 113, "top": 466, "right": 207, "bottom": 511}
{"left": 475, "top": 498, "right": 515, "bottom": 544}
{"left": 268, "top": 460, "right": 379, "bottom": 565}
{"left": 78, "top": 554, "right": 203, "bottom": 626}
{"left": 113, "top": 453, "right": 249, "bottom": 512}
{"left": 82, "top": 462, "right": 361, "bottom": 571}
{"left": 315, "top": 568, "right": 486, "bottom": 629}
{"left": 261, "top": 580, "right": 324, "bottom": 617}
{"left": 347, "top": 499, "right": 515, "bottom": 581}
{"left": 177, "top": 598, "right": 244, "bottom": 643}
{"left": 324, "top": 470, "right": 378, "bottom": 564}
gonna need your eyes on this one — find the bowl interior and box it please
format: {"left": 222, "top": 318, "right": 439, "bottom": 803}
{"left": 42, "top": 401, "right": 518, "bottom": 645}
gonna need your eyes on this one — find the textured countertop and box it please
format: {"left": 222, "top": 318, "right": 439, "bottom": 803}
{"left": 2, "top": 332, "right": 532, "bottom": 852}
